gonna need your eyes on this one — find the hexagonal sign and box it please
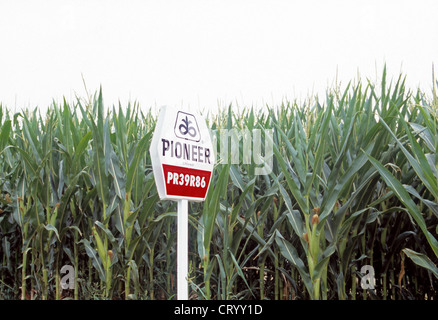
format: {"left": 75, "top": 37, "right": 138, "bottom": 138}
{"left": 149, "top": 106, "right": 215, "bottom": 201}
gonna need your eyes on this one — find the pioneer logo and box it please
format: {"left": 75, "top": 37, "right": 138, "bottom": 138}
{"left": 174, "top": 111, "right": 201, "bottom": 142}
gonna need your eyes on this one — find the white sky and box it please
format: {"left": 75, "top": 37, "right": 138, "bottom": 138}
{"left": 1, "top": 0, "right": 437, "bottom": 115}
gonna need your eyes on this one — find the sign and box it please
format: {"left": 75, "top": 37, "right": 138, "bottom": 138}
{"left": 150, "top": 106, "right": 215, "bottom": 300}
{"left": 150, "top": 106, "right": 215, "bottom": 201}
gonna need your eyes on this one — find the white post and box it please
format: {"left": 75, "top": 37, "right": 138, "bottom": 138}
{"left": 177, "top": 199, "right": 189, "bottom": 300}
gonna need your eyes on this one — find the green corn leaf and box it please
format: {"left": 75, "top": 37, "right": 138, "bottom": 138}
{"left": 92, "top": 226, "right": 108, "bottom": 270}
{"left": 0, "top": 119, "right": 11, "bottom": 151}
{"left": 80, "top": 238, "right": 105, "bottom": 282}
{"left": 318, "top": 142, "right": 374, "bottom": 229}
{"left": 127, "top": 132, "right": 151, "bottom": 193}
{"left": 44, "top": 224, "right": 60, "bottom": 242}
{"left": 410, "top": 122, "right": 435, "bottom": 152}
{"left": 153, "top": 211, "right": 177, "bottom": 222}
{"left": 202, "top": 164, "right": 228, "bottom": 257}
{"left": 272, "top": 142, "right": 308, "bottom": 214}
{"left": 72, "top": 131, "right": 92, "bottom": 170}
{"left": 304, "top": 97, "right": 333, "bottom": 197}
{"left": 366, "top": 152, "right": 438, "bottom": 258}
{"left": 95, "top": 221, "right": 119, "bottom": 253}
{"left": 59, "top": 225, "right": 83, "bottom": 240}
{"left": 403, "top": 248, "right": 438, "bottom": 279}
{"left": 214, "top": 254, "right": 227, "bottom": 298}
{"left": 104, "top": 118, "right": 125, "bottom": 199}
{"left": 380, "top": 117, "right": 437, "bottom": 199}
{"left": 128, "top": 260, "right": 140, "bottom": 294}
{"left": 228, "top": 249, "right": 256, "bottom": 298}
{"left": 275, "top": 230, "right": 313, "bottom": 296}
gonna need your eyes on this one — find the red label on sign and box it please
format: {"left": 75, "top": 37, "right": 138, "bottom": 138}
{"left": 162, "top": 164, "right": 212, "bottom": 199}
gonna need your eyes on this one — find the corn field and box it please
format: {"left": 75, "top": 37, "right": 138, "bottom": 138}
{"left": 0, "top": 69, "right": 437, "bottom": 300}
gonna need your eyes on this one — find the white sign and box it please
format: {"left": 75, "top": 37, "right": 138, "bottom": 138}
{"left": 150, "top": 106, "right": 215, "bottom": 201}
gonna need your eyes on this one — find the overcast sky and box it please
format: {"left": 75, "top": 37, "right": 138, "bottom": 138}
{"left": 1, "top": 0, "right": 437, "bottom": 114}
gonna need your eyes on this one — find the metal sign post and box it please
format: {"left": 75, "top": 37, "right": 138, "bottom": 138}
{"left": 177, "top": 199, "right": 189, "bottom": 300}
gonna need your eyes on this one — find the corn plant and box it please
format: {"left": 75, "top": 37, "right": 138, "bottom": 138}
{"left": 366, "top": 90, "right": 438, "bottom": 278}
